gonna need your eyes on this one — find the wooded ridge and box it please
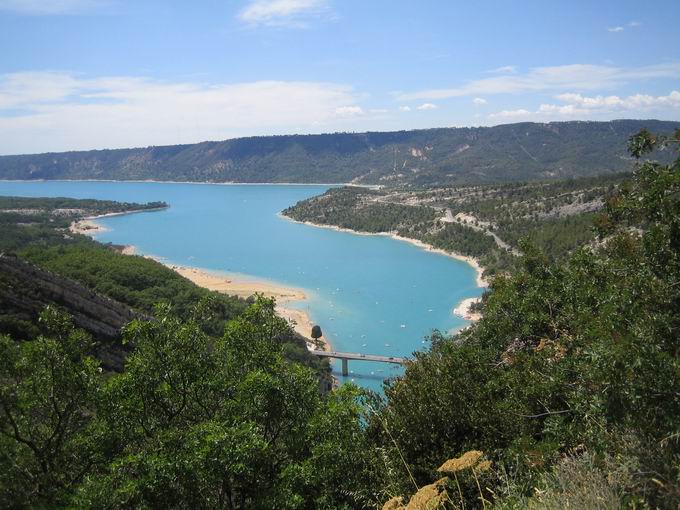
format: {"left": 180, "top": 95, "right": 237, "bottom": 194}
{"left": 1, "top": 119, "right": 678, "bottom": 186}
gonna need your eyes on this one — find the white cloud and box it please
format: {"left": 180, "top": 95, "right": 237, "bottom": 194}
{"left": 0, "top": 72, "right": 81, "bottom": 108}
{"left": 537, "top": 103, "right": 588, "bottom": 115}
{"left": 0, "top": 72, "right": 363, "bottom": 154}
{"left": 335, "top": 105, "right": 364, "bottom": 117}
{"left": 629, "top": 21, "right": 641, "bottom": 27}
{"left": 472, "top": 97, "right": 487, "bottom": 105}
{"left": 417, "top": 103, "right": 437, "bottom": 110}
{"left": 488, "top": 90, "right": 680, "bottom": 122}
{"left": 608, "top": 26, "right": 625, "bottom": 32}
{"left": 487, "top": 65, "right": 517, "bottom": 74}
{"left": 395, "top": 62, "right": 680, "bottom": 101}
{"left": 398, "top": 105, "right": 411, "bottom": 112}
{"left": 0, "top": 0, "right": 107, "bottom": 14}
{"left": 554, "top": 91, "right": 680, "bottom": 110}
{"left": 488, "top": 109, "right": 532, "bottom": 120}
{"left": 238, "top": 0, "right": 331, "bottom": 28}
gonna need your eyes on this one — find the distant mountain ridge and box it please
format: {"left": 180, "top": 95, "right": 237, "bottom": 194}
{"left": 1, "top": 119, "right": 678, "bottom": 186}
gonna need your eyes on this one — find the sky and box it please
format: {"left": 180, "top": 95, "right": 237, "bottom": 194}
{"left": 0, "top": 0, "right": 679, "bottom": 154}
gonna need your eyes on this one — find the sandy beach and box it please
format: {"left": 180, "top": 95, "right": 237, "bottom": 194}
{"left": 70, "top": 218, "right": 109, "bottom": 235}
{"left": 167, "top": 265, "right": 330, "bottom": 350}
{"left": 453, "top": 297, "right": 483, "bottom": 322}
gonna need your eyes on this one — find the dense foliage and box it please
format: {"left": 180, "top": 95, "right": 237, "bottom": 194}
{"left": 0, "top": 300, "right": 382, "bottom": 508}
{"left": 1, "top": 120, "right": 677, "bottom": 186}
{"left": 20, "top": 241, "right": 245, "bottom": 337}
{"left": 0, "top": 196, "right": 167, "bottom": 215}
{"left": 283, "top": 187, "right": 438, "bottom": 234}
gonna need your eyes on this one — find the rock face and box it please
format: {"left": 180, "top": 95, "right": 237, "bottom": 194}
{"left": 0, "top": 253, "right": 144, "bottom": 370}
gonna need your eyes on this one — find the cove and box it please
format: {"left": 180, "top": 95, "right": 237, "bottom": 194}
{"left": 0, "top": 180, "right": 483, "bottom": 391}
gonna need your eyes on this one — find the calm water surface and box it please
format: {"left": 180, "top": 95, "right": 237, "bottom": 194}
{"left": 0, "top": 181, "right": 482, "bottom": 391}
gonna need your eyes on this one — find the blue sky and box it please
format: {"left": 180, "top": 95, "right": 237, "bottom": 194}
{"left": 0, "top": 0, "right": 679, "bottom": 154}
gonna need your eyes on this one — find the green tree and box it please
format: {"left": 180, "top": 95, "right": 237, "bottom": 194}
{"left": 0, "top": 307, "right": 101, "bottom": 507}
{"left": 75, "top": 297, "right": 382, "bottom": 509}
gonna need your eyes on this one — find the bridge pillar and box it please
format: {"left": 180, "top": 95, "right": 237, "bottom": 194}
{"left": 341, "top": 358, "right": 349, "bottom": 377}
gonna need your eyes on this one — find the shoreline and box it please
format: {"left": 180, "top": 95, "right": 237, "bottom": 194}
{"left": 69, "top": 207, "right": 168, "bottom": 236}
{"left": 70, "top": 213, "right": 330, "bottom": 350}
{"left": 279, "top": 214, "right": 487, "bottom": 288}
{"left": 71, "top": 203, "right": 485, "bottom": 351}
{"left": 279, "top": 214, "right": 488, "bottom": 289}
{"left": 165, "top": 264, "right": 331, "bottom": 351}
{"left": 279, "top": 214, "right": 487, "bottom": 323}
{"left": 452, "top": 297, "right": 483, "bottom": 322}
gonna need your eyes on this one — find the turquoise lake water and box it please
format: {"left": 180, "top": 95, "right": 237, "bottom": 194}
{"left": 0, "top": 181, "right": 483, "bottom": 391}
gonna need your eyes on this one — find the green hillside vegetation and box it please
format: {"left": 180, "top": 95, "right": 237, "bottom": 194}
{"left": 0, "top": 196, "right": 167, "bottom": 252}
{"left": 283, "top": 173, "right": 626, "bottom": 276}
{"left": 0, "top": 196, "right": 167, "bottom": 215}
{"left": 0, "top": 130, "right": 678, "bottom": 508}
{"left": 0, "top": 252, "right": 150, "bottom": 372}
{"left": 1, "top": 120, "right": 678, "bottom": 186}
{"left": 0, "top": 196, "right": 328, "bottom": 377}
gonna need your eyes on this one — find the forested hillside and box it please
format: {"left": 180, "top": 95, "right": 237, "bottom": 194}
{"left": 283, "top": 173, "right": 625, "bottom": 275}
{"left": 0, "top": 253, "right": 138, "bottom": 370}
{"left": 1, "top": 120, "right": 678, "bottom": 186}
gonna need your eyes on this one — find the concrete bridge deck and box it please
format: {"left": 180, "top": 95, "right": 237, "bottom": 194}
{"left": 310, "top": 350, "right": 406, "bottom": 376}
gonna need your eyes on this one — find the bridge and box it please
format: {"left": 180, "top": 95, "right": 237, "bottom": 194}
{"left": 310, "top": 350, "right": 406, "bottom": 376}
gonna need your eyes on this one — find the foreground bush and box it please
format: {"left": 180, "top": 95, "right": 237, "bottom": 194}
{"left": 0, "top": 299, "right": 384, "bottom": 508}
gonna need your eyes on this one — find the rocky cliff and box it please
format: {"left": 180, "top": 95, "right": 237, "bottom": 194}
{"left": 0, "top": 253, "right": 145, "bottom": 370}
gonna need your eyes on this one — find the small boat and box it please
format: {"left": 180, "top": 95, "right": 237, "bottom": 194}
{"left": 400, "top": 324, "right": 406, "bottom": 328}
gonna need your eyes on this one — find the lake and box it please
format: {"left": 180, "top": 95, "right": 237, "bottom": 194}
{"left": 0, "top": 180, "right": 483, "bottom": 391}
